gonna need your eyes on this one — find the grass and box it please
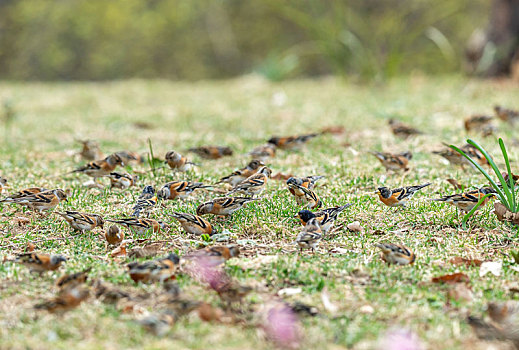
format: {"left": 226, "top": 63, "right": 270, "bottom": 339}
{"left": 1, "top": 75, "right": 519, "bottom": 349}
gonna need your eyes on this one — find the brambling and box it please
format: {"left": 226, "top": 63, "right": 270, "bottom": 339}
{"left": 196, "top": 197, "right": 258, "bottom": 217}
{"left": 164, "top": 150, "right": 195, "bottom": 172}
{"left": 157, "top": 181, "right": 211, "bottom": 201}
{"left": 388, "top": 118, "right": 423, "bottom": 138}
{"left": 494, "top": 105, "right": 519, "bottom": 123}
{"left": 248, "top": 144, "right": 276, "bottom": 161}
{"left": 468, "top": 301, "right": 519, "bottom": 345}
{"left": 183, "top": 245, "right": 240, "bottom": 266}
{"left": 1, "top": 187, "right": 47, "bottom": 201}
{"left": 0, "top": 176, "right": 8, "bottom": 194}
{"left": 132, "top": 185, "right": 157, "bottom": 217}
{"left": 139, "top": 312, "right": 176, "bottom": 336}
{"left": 188, "top": 145, "right": 233, "bottom": 159}
{"left": 127, "top": 253, "right": 180, "bottom": 283}
{"left": 286, "top": 175, "right": 324, "bottom": 203}
{"left": 433, "top": 143, "right": 489, "bottom": 168}
{"left": 209, "top": 275, "right": 253, "bottom": 308}
{"left": 115, "top": 150, "right": 140, "bottom": 164}
{"left": 55, "top": 267, "right": 92, "bottom": 290}
{"left": 296, "top": 218, "right": 322, "bottom": 253}
{"left": 267, "top": 133, "right": 318, "bottom": 150}
{"left": 103, "top": 224, "right": 124, "bottom": 245}
{"left": 1, "top": 188, "right": 68, "bottom": 213}
{"left": 218, "top": 159, "right": 265, "bottom": 187}
{"left": 295, "top": 203, "right": 353, "bottom": 234}
{"left": 464, "top": 115, "right": 495, "bottom": 134}
{"left": 228, "top": 166, "right": 272, "bottom": 197}
{"left": 432, "top": 187, "right": 496, "bottom": 212}
{"left": 54, "top": 211, "right": 104, "bottom": 233}
{"left": 78, "top": 139, "right": 103, "bottom": 161}
{"left": 15, "top": 252, "right": 67, "bottom": 273}
{"left": 376, "top": 183, "right": 431, "bottom": 207}
{"left": 105, "top": 172, "right": 136, "bottom": 189}
{"left": 106, "top": 218, "right": 164, "bottom": 235}
{"left": 35, "top": 285, "right": 90, "bottom": 314}
{"left": 169, "top": 212, "right": 216, "bottom": 235}
{"left": 369, "top": 151, "right": 412, "bottom": 172}
{"left": 70, "top": 153, "right": 124, "bottom": 179}
{"left": 289, "top": 183, "right": 322, "bottom": 209}
{"left": 93, "top": 279, "right": 131, "bottom": 304}
{"left": 374, "top": 242, "right": 415, "bottom": 265}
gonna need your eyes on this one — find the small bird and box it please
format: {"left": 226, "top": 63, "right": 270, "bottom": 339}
{"left": 228, "top": 166, "right": 272, "bottom": 197}
{"left": 183, "top": 246, "right": 240, "bottom": 266}
{"left": 157, "top": 181, "right": 211, "bottom": 201}
{"left": 196, "top": 197, "right": 258, "bottom": 217}
{"left": 432, "top": 187, "right": 496, "bottom": 212}
{"left": 267, "top": 133, "right": 318, "bottom": 150}
{"left": 376, "top": 183, "right": 431, "bottom": 207}
{"left": 15, "top": 253, "right": 67, "bottom": 273}
{"left": 103, "top": 224, "right": 125, "bottom": 245}
{"left": 288, "top": 183, "right": 322, "bottom": 209}
{"left": 464, "top": 115, "right": 495, "bottom": 135}
{"left": 433, "top": 143, "right": 489, "bottom": 168}
{"left": 78, "top": 139, "right": 103, "bottom": 161}
{"left": 388, "top": 118, "right": 423, "bottom": 138}
{"left": 132, "top": 185, "right": 157, "bottom": 217}
{"left": 296, "top": 218, "right": 322, "bottom": 253}
{"left": 164, "top": 150, "right": 195, "bottom": 172}
{"left": 188, "top": 146, "right": 233, "bottom": 159}
{"left": 494, "top": 105, "right": 519, "bottom": 123}
{"left": 1, "top": 189, "right": 68, "bottom": 213}
{"left": 169, "top": 212, "right": 216, "bottom": 236}
{"left": 70, "top": 153, "right": 125, "bottom": 180}
{"left": 115, "top": 151, "right": 140, "bottom": 164}
{"left": 369, "top": 151, "right": 412, "bottom": 172}
{"left": 374, "top": 242, "right": 415, "bottom": 265}
{"left": 286, "top": 175, "right": 324, "bottom": 205}
{"left": 55, "top": 267, "right": 92, "bottom": 290}
{"left": 54, "top": 211, "right": 104, "bottom": 233}
{"left": 248, "top": 144, "right": 276, "bottom": 161}
{"left": 35, "top": 285, "right": 90, "bottom": 313}
{"left": 209, "top": 275, "right": 253, "bottom": 308}
{"left": 295, "top": 203, "right": 353, "bottom": 234}
{"left": 138, "top": 312, "right": 176, "bottom": 336}
{"left": 0, "top": 187, "right": 47, "bottom": 201}
{"left": 0, "top": 176, "right": 8, "bottom": 194}
{"left": 468, "top": 301, "right": 519, "bottom": 347}
{"left": 127, "top": 253, "right": 180, "bottom": 283}
{"left": 218, "top": 160, "right": 265, "bottom": 187}
{"left": 105, "top": 172, "right": 136, "bottom": 189}
{"left": 106, "top": 218, "right": 164, "bottom": 235}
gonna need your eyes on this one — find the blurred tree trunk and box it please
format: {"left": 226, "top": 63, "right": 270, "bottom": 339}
{"left": 466, "top": 0, "right": 519, "bottom": 77}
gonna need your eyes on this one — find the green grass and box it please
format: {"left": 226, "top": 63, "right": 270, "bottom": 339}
{"left": 1, "top": 75, "right": 519, "bottom": 349}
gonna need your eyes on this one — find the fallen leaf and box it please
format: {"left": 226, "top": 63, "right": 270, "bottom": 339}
{"left": 271, "top": 172, "right": 294, "bottom": 181}
{"left": 329, "top": 247, "right": 352, "bottom": 254}
{"left": 321, "top": 126, "right": 345, "bottom": 135}
{"left": 510, "top": 266, "right": 519, "bottom": 273}
{"left": 14, "top": 217, "right": 30, "bottom": 226}
{"left": 372, "top": 230, "right": 385, "bottom": 236}
{"left": 278, "top": 287, "right": 302, "bottom": 296}
{"left": 479, "top": 261, "right": 502, "bottom": 277}
{"left": 110, "top": 243, "right": 127, "bottom": 258}
{"left": 494, "top": 202, "right": 519, "bottom": 225}
{"left": 432, "top": 272, "right": 470, "bottom": 284}
{"left": 133, "top": 121, "right": 154, "bottom": 129}
{"left": 446, "top": 178, "right": 464, "bottom": 190}
{"left": 447, "top": 283, "right": 473, "bottom": 302}
{"left": 347, "top": 221, "right": 364, "bottom": 233}
{"left": 450, "top": 257, "right": 483, "bottom": 267}
{"left": 359, "top": 305, "right": 374, "bottom": 314}
{"left": 321, "top": 288, "right": 338, "bottom": 314}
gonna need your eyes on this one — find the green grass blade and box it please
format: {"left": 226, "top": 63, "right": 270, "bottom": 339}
{"left": 449, "top": 144, "right": 510, "bottom": 210}
{"left": 499, "top": 138, "right": 517, "bottom": 211}
{"left": 461, "top": 193, "right": 495, "bottom": 228}
{"left": 147, "top": 138, "right": 156, "bottom": 173}
{"left": 466, "top": 139, "right": 513, "bottom": 208}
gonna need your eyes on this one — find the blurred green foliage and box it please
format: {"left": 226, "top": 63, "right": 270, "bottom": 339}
{"left": 0, "top": 0, "right": 489, "bottom": 81}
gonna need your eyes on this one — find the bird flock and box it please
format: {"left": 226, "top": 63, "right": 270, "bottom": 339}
{"left": 1, "top": 103, "right": 518, "bottom": 343}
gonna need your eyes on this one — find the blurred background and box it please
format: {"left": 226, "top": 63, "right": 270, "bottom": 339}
{"left": 0, "top": 0, "right": 517, "bottom": 82}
